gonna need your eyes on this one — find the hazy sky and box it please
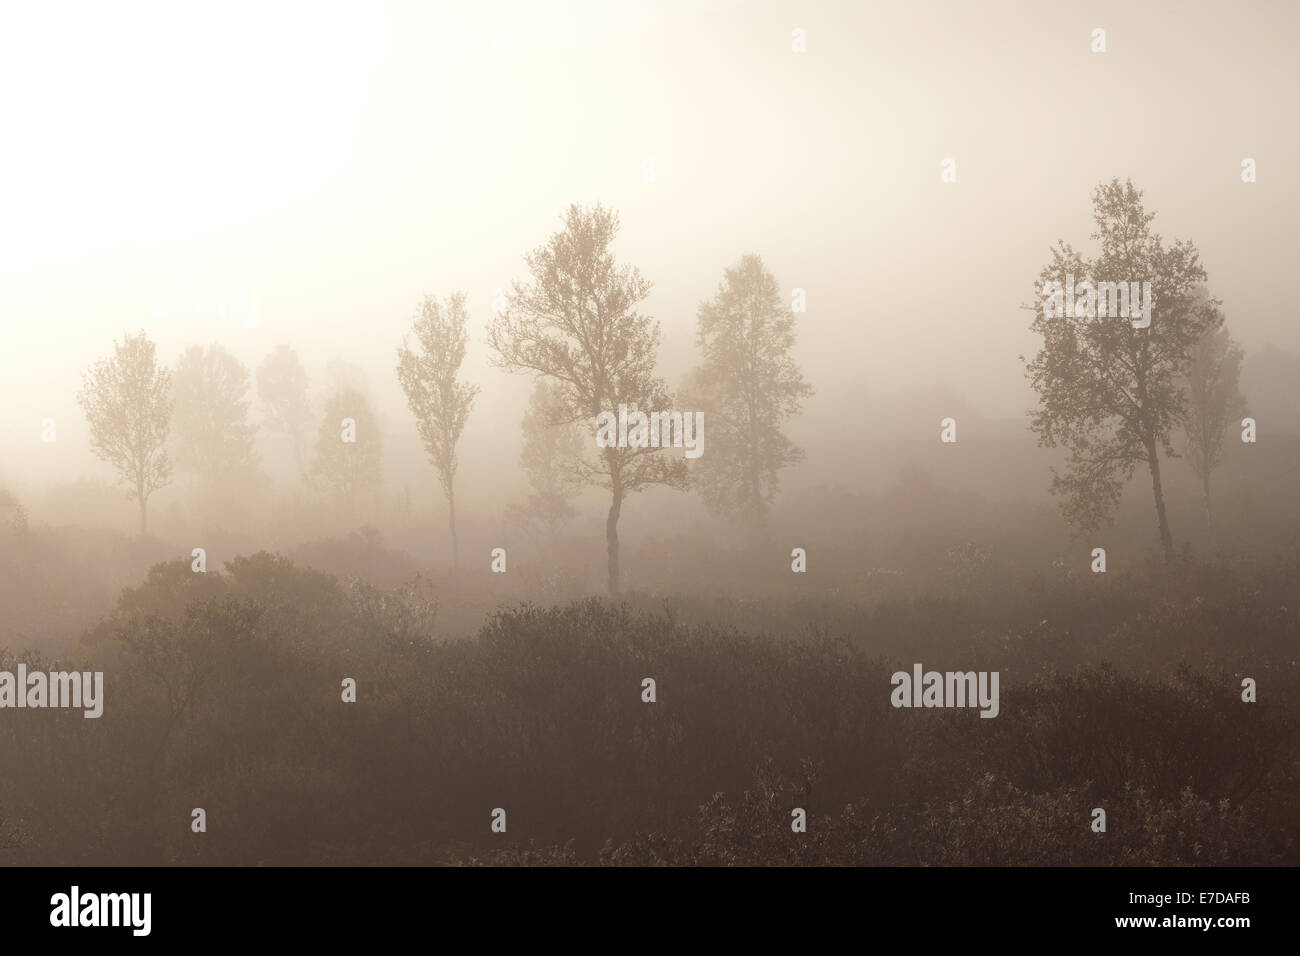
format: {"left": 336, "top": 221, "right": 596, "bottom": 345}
{"left": 2, "top": 0, "right": 1296, "bottom": 496}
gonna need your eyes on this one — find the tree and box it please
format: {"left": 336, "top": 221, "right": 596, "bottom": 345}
{"left": 77, "top": 330, "right": 173, "bottom": 534}
{"left": 395, "top": 292, "right": 480, "bottom": 567}
{"left": 687, "top": 254, "right": 812, "bottom": 529}
{"left": 1024, "top": 179, "right": 1221, "bottom": 562}
{"left": 172, "top": 344, "right": 259, "bottom": 487}
{"left": 505, "top": 380, "right": 584, "bottom": 541}
{"left": 310, "top": 387, "right": 383, "bottom": 507}
{"left": 488, "top": 203, "right": 688, "bottom": 595}
{"left": 1182, "top": 308, "right": 1246, "bottom": 527}
{"left": 256, "top": 344, "right": 312, "bottom": 478}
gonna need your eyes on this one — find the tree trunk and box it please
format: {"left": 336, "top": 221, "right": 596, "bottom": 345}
{"left": 137, "top": 489, "right": 147, "bottom": 536}
{"left": 1146, "top": 441, "right": 1175, "bottom": 563}
{"left": 606, "top": 486, "right": 623, "bottom": 597}
{"left": 447, "top": 480, "right": 459, "bottom": 568}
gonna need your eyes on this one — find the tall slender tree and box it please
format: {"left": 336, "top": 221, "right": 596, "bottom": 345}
{"left": 77, "top": 330, "right": 173, "bottom": 534}
{"left": 1024, "top": 178, "right": 1221, "bottom": 561}
{"left": 687, "top": 254, "right": 812, "bottom": 530}
{"left": 488, "top": 203, "right": 688, "bottom": 595}
{"left": 396, "top": 292, "right": 479, "bottom": 567}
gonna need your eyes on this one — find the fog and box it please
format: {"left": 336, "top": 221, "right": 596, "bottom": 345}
{"left": 1, "top": 0, "right": 1297, "bottom": 868}
{"left": 4, "top": 0, "right": 1298, "bottom": 513}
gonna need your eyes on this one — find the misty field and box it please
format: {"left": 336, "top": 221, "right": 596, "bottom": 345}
{"left": 2, "top": 1, "right": 1298, "bottom": 875}
{"left": 1, "top": 510, "right": 1295, "bottom": 866}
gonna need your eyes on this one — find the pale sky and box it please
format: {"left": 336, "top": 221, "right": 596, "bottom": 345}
{"left": 1, "top": 0, "right": 1296, "bottom": 500}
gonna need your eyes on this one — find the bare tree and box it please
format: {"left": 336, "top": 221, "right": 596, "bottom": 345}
{"left": 396, "top": 292, "right": 479, "bottom": 567}
{"left": 1024, "top": 179, "right": 1221, "bottom": 562}
{"left": 1182, "top": 309, "right": 1246, "bottom": 528}
{"left": 488, "top": 203, "right": 688, "bottom": 595}
{"left": 77, "top": 330, "right": 173, "bottom": 535}
{"left": 256, "top": 344, "right": 312, "bottom": 479}
{"left": 686, "top": 253, "right": 812, "bottom": 530}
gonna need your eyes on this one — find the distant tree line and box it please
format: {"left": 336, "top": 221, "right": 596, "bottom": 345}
{"left": 76, "top": 181, "right": 1252, "bottom": 579}
{"left": 76, "top": 203, "right": 815, "bottom": 595}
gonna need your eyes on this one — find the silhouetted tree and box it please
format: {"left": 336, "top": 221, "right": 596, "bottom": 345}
{"left": 1024, "top": 179, "right": 1220, "bottom": 562}
{"left": 256, "top": 344, "right": 312, "bottom": 478}
{"left": 396, "top": 292, "right": 479, "bottom": 567}
{"left": 686, "top": 254, "right": 812, "bottom": 530}
{"left": 488, "top": 203, "right": 687, "bottom": 595}
{"left": 1182, "top": 309, "right": 1246, "bottom": 528}
{"left": 77, "top": 330, "right": 173, "bottom": 534}
{"left": 172, "top": 344, "right": 259, "bottom": 488}
{"left": 310, "top": 387, "right": 383, "bottom": 508}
